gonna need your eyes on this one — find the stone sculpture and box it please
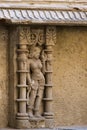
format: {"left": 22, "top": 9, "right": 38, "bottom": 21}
{"left": 26, "top": 46, "right": 45, "bottom": 118}
{"left": 16, "top": 26, "right": 56, "bottom": 128}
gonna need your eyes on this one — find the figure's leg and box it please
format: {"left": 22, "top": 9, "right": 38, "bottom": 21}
{"left": 27, "top": 81, "right": 38, "bottom": 118}
{"left": 27, "top": 89, "right": 37, "bottom": 117}
{"left": 34, "top": 88, "right": 44, "bottom": 117}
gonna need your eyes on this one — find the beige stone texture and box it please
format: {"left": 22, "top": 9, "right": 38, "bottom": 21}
{"left": 0, "top": 26, "right": 9, "bottom": 127}
{"left": 0, "top": 25, "right": 87, "bottom": 128}
{"left": 53, "top": 26, "right": 87, "bottom": 126}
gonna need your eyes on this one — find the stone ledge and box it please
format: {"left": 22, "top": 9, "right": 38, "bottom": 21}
{"left": 0, "top": 127, "right": 87, "bottom": 130}
{"left": 0, "top": 7, "right": 87, "bottom": 25}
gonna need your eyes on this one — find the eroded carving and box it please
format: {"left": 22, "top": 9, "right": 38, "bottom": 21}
{"left": 0, "top": 27, "right": 8, "bottom": 41}
{"left": 20, "top": 27, "right": 31, "bottom": 45}
{"left": 18, "top": 27, "right": 45, "bottom": 120}
{"left": 20, "top": 27, "right": 44, "bottom": 46}
{"left": 46, "top": 26, "right": 56, "bottom": 45}
{"left": 43, "top": 26, "right": 56, "bottom": 124}
{"left": 16, "top": 26, "right": 56, "bottom": 128}
{"left": 27, "top": 46, "right": 45, "bottom": 119}
{"left": 30, "top": 29, "right": 45, "bottom": 46}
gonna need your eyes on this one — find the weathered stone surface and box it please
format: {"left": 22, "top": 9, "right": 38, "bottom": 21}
{"left": 53, "top": 27, "right": 87, "bottom": 126}
{"left": 0, "top": 26, "right": 9, "bottom": 127}
{"left": 15, "top": 26, "right": 55, "bottom": 128}
{"left": 0, "top": 25, "right": 87, "bottom": 128}
{"left": 1, "top": 9, "right": 87, "bottom": 25}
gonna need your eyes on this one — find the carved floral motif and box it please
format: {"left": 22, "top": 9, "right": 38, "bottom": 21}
{"left": 20, "top": 27, "right": 31, "bottom": 45}
{"left": 46, "top": 27, "right": 56, "bottom": 45}
{"left": 30, "top": 29, "right": 45, "bottom": 46}
{"left": 20, "top": 27, "right": 44, "bottom": 46}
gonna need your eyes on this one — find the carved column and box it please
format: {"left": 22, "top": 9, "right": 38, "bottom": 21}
{"left": 44, "top": 26, "right": 56, "bottom": 127}
{"left": 16, "top": 27, "right": 30, "bottom": 128}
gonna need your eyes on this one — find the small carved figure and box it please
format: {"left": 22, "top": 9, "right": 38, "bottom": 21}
{"left": 27, "top": 46, "right": 45, "bottom": 118}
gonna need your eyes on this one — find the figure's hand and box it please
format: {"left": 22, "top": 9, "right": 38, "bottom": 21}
{"left": 27, "top": 80, "right": 35, "bottom": 89}
{"left": 31, "top": 80, "right": 35, "bottom": 86}
{"left": 27, "top": 82, "right": 32, "bottom": 91}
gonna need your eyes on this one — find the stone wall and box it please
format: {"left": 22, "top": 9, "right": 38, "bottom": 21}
{"left": 53, "top": 26, "right": 87, "bottom": 126}
{"left": 0, "top": 26, "right": 9, "bottom": 127}
{"left": 0, "top": 26, "right": 87, "bottom": 128}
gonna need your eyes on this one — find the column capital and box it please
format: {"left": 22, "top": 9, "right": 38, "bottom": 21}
{"left": 46, "top": 26, "right": 56, "bottom": 46}
{"left": 17, "top": 26, "right": 31, "bottom": 45}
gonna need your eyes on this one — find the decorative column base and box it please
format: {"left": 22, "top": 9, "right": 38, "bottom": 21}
{"left": 16, "top": 118, "right": 54, "bottom": 129}
{"left": 45, "top": 119, "right": 54, "bottom": 128}
{"left": 44, "top": 112, "right": 54, "bottom": 128}
{"left": 16, "top": 118, "right": 45, "bottom": 129}
{"left": 16, "top": 119, "right": 30, "bottom": 129}
{"left": 29, "top": 118, "right": 45, "bottom": 128}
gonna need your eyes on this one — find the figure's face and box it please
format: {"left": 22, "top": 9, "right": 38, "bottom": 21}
{"left": 33, "top": 49, "right": 40, "bottom": 59}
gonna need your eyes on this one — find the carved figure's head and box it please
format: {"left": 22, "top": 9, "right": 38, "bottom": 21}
{"left": 29, "top": 46, "right": 41, "bottom": 59}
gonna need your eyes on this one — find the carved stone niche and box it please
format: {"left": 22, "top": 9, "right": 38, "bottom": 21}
{"left": 9, "top": 26, "right": 56, "bottom": 129}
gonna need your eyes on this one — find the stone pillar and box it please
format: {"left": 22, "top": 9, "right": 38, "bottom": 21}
{"left": 44, "top": 26, "right": 56, "bottom": 128}
{"left": 16, "top": 27, "right": 29, "bottom": 128}
{"left": 9, "top": 26, "right": 18, "bottom": 128}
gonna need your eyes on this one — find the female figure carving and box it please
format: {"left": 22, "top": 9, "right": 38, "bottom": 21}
{"left": 27, "top": 46, "right": 45, "bottom": 118}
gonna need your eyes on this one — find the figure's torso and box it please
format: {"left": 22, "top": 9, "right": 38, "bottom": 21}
{"left": 29, "top": 58, "right": 44, "bottom": 81}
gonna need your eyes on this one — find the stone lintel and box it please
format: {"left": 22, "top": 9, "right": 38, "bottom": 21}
{"left": 0, "top": 3, "right": 87, "bottom": 25}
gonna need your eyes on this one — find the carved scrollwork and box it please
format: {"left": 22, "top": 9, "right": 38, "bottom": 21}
{"left": 46, "top": 27, "right": 56, "bottom": 45}
{"left": 20, "top": 27, "right": 45, "bottom": 46}
{"left": 30, "top": 29, "right": 45, "bottom": 46}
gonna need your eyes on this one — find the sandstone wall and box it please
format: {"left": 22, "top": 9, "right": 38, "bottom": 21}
{"left": 0, "top": 26, "right": 9, "bottom": 127}
{"left": 53, "top": 26, "right": 87, "bottom": 126}
{"left": 0, "top": 25, "right": 87, "bottom": 128}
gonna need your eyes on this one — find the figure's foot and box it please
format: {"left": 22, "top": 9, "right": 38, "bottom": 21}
{"left": 28, "top": 111, "right": 34, "bottom": 118}
{"left": 34, "top": 112, "right": 42, "bottom": 118}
